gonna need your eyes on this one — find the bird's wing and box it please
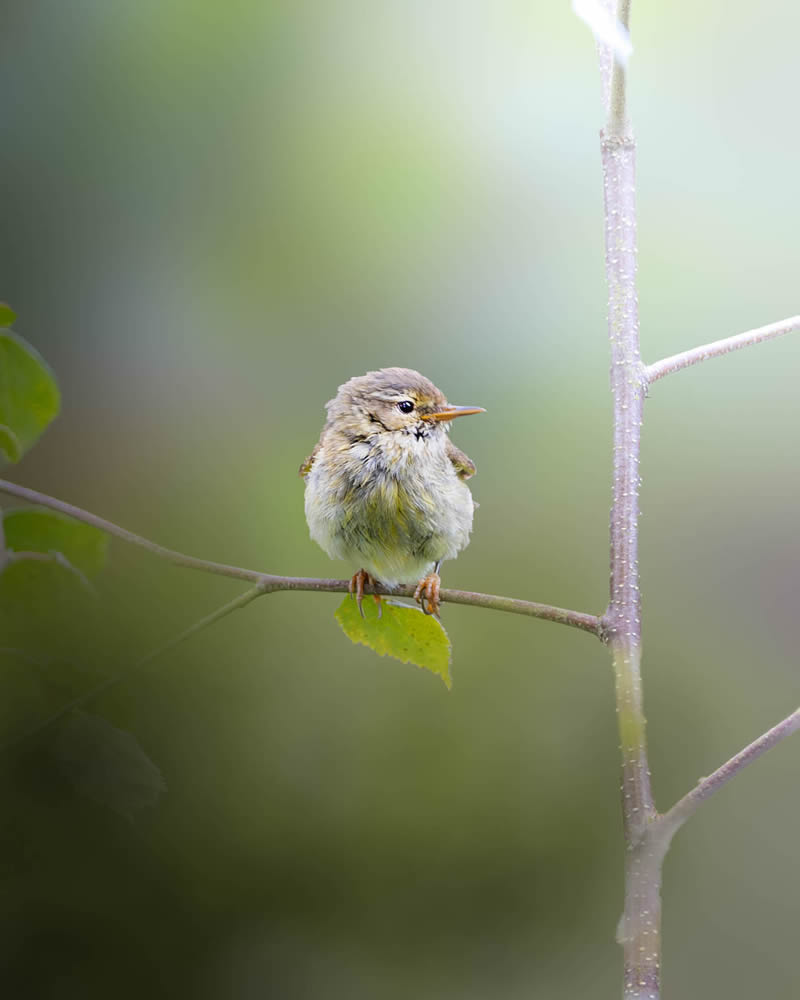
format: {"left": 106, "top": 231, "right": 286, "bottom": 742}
{"left": 447, "top": 439, "right": 476, "bottom": 480}
{"left": 299, "top": 439, "right": 322, "bottom": 478}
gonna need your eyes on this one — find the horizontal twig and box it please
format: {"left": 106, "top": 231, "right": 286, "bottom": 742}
{"left": 0, "top": 479, "right": 601, "bottom": 636}
{"left": 658, "top": 706, "right": 800, "bottom": 837}
{"left": 267, "top": 577, "right": 602, "bottom": 634}
{"left": 645, "top": 315, "right": 800, "bottom": 384}
{"left": 0, "top": 478, "right": 262, "bottom": 583}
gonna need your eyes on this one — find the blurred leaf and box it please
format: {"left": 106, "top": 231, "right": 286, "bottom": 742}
{"left": 0, "top": 551, "right": 94, "bottom": 605}
{"left": 0, "top": 554, "right": 100, "bottom": 658}
{"left": 335, "top": 596, "right": 452, "bottom": 689}
{"left": 0, "top": 425, "right": 22, "bottom": 463}
{"left": 0, "top": 330, "right": 60, "bottom": 463}
{"left": 51, "top": 710, "right": 166, "bottom": 820}
{"left": 6, "top": 549, "right": 96, "bottom": 592}
{"left": 3, "top": 507, "right": 109, "bottom": 577}
{"left": 0, "top": 303, "right": 17, "bottom": 327}
{"left": 0, "top": 644, "right": 115, "bottom": 748}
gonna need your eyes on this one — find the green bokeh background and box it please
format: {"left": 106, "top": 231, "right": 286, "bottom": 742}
{"left": 2, "top": 2, "right": 798, "bottom": 997}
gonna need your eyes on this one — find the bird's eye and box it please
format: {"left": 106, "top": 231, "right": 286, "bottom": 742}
{"left": 397, "top": 400, "right": 415, "bottom": 414}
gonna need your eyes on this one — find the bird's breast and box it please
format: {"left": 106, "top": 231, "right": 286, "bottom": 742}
{"left": 304, "top": 434, "right": 474, "bottom": 585}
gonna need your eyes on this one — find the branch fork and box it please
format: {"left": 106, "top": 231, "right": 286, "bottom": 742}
{"left": 591, "top": 3, "right": 798, "bottom": 995}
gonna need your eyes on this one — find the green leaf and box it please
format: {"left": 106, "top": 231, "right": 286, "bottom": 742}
{"left": 335, "top": 596, "right": 452, "bottom": 688}
{"left": 0, "top": 554, "right": 100, "bottom": 658}
{"left": 0, "top": 330, "right": 60, "bottom": 462}
{"left": 3, "top": 507, "right": 109, "bottom": 577}
{"left": 0, "top": 424, "right": 22, "bottom": 463}
{"left": 0, "top": 303, "right": 17, "bottom": 327}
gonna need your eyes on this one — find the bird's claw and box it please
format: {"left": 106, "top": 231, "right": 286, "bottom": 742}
{"left": 413, "top": 572, "right": 441, "bottom": 616}
{"left": 349, "top": 569, "right": 382, "bottom": 619}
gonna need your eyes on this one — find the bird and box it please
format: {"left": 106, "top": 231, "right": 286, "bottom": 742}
{"left": 300, "top": 367, "right": 484, "bottom": 617}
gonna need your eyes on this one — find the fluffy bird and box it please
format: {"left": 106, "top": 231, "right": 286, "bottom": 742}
{"left": 300, "top": 367, "right": 484, "bottom": 616}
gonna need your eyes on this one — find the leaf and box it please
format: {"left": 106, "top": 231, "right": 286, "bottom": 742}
{"left": 0, "top": 303, "right": 17, "bottom": 327}
{"left": 0, "top": 330, "right": 60, "bottom": 462}
{"left": 3, "top": 507, "right": 109, "bottom": 577}
{"left": 0, "top": 424, "right": 22, "bottom": 463}
{"left": 0, "top": 554, "right": 100, "bottom": 658}
{"left": 335, "top": 596, "right": 452, "bottom": 689}
{"left": 51, "top": 710, "right": 167, "bottom": 820}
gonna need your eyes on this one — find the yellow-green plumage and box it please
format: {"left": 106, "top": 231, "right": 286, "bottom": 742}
{"left": 300, "top": 368, "right": 481, "bottom": 592}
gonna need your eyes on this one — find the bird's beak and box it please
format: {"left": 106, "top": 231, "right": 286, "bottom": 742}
{"left": 420, "top": 405, "right": 486, "bottom": 422}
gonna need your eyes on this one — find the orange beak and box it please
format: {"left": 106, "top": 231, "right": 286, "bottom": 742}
{"left": 420, "top": 405, "right": 486, "bottom": 422}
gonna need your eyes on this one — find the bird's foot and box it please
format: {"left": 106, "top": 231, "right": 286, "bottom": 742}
{"left": 413, "top": 572, "right": 441, "bottom": 616}
{"left": 349, "top": 569, "right": 382, "bottom": 619}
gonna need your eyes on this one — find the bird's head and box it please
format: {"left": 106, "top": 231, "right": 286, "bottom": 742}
{"left": 326, "top": 367, "right": 484, "bottom": 441}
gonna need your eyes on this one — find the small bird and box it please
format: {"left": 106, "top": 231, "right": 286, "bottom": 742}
{"left": 300, "top": 367, "right": 484, "bottom": 617}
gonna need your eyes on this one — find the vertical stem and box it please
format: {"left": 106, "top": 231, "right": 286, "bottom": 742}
{"left": 603, "top": 133, "right": 653, "bottom": 838}
{"left": 601, "top": 33, "right": 661, "bottom": 995}
{"left": 617, "top": 834, "right": 668, "bottom": 1000}
{"left": 608, "top": 0, "right": 632, "bottom": 137}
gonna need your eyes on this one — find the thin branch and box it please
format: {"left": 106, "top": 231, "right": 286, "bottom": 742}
{"left": 601, "top": 127, "right": 653, "bottom": 834}
{"left": 5, "top": 584, "right": 605, "bottom": 750}
{"left": 5, "top": 577, "right": 604, "bottom": 750}
{"left": 602, "top": 122, "right": 660, "bottom": 1000}
{"left": 645, "top": 315, "right": 800, "bottom": 384}
{"left": 598, "top": 4, "right": 665, "bottom": 996}
{"left": 2, "top": 584, "right": 268, "bottom": 750}
{"left": 0, "top": 479, "right": 601, "bottom": 635}
{"left": 0, "top": 478, "right": 264, "bottom": 584}
{"left": 608, "top": 0, "right": 632, "bottom": 138}
{"left": 658, "top": 707, "right": 800, "bottom": 838}
{"left": 273, "top": 578, "right": 601, "bottom": 634}
{"left": 576, "top": 0, "right": 631, "bottom": 118}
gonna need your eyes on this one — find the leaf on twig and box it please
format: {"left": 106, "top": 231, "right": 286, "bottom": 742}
{"left": 335, "top": 596, "right": 452, "bottom": 689}
{"left": 0, "top": 329, "right": 60, "bottom": 463}
{"left": 3, "top": 507, "right": 109, "bottom": 577}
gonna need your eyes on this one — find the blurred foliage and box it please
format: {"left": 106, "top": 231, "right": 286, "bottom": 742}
{"left": 0, "top": 328, "right": 60, "bottom": 463}
{"left": 0, "top": 303, "right": 17, "bottom": 327}
{"left": 1, "top": 2, "right": 799, "bottom": 999}
{"left": 52, "top": 711, "right": 166, "bottom": 822}
{"left": 0, "top": 309, "right": 163, "bottom": 842}
{"left": 3, "top": 508, "right": 108, "bottom": 577}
